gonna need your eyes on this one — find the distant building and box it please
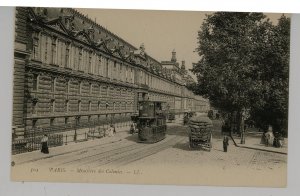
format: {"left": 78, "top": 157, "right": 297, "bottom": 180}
{"left": 12, "top": 7, "right": 209, "bottom": 138}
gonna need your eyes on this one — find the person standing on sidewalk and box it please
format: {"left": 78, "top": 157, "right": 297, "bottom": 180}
{"left": 107, "top": 124, "right": 115, "bottom": 137}
{"left": 223, "top": 135, "right": 229, "bottom": 152}
{"left": 41, "top": 134, "right": 49, "bottom": 154}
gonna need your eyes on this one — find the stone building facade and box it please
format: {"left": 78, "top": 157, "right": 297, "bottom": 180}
{"left": 12, "top": 7, "right": 209, "bottom": 137}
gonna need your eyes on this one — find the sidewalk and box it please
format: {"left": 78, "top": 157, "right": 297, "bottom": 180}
{"left": 231, "top": 133, "right": 288, "bottom": 155}
{"left": 12, "top": 125, "right": 132, "bottom": 166}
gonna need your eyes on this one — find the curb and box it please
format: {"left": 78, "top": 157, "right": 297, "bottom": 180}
{"left": 237, "top": 145, "right": 287, "bottom": 155}
{"left": 229, "top": 135, "right": 287, "bottom": 155}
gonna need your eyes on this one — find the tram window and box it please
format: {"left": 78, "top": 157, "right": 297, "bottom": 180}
{"left": 157, "top": 119, "right": 163, "bottom": 126}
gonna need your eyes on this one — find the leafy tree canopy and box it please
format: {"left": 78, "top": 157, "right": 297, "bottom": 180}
{"left": 192, "top": 12, "right": 290, "bottom": 133}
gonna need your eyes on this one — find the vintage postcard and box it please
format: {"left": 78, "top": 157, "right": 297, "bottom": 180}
{"left": 11, "top": 7, "right": 289, "bottom": 187}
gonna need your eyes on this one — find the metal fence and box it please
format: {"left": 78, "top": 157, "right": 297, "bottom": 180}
{"left": 12, "top": 134, "right": 63, "bottom": 154}
{"left": 12, "top": 120, "right": 132, "bottom": 155}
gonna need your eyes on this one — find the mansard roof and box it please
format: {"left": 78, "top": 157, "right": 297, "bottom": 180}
{"left": 28, "top": 7, "right": 180, "bottom": 83}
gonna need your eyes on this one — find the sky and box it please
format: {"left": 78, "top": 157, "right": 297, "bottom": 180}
{"left": 77, "top": 8, "right": 285, "bottom": 80}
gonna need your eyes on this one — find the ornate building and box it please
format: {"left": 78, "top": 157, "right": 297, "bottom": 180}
{"left": 12, "top": 7, "right": 209, "bottom": 137}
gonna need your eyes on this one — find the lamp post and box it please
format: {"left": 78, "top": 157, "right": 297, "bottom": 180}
{"left": 74, "top": 116, "right": 80, "bottom": 141}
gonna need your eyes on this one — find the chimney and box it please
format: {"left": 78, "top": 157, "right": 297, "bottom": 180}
{"left": 171, "top": 49, "right": 177, "bottom": 62}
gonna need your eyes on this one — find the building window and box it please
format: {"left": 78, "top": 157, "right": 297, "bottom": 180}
{"left": 50, "top": 77, "right": 55, "bottom": 92}
{"left": 65, "top": 117, "right": 69, "bottom": 125}
{"left": 60, "top": 41, "right": 64, "bottom": 67}
{"left": 76, "top": 116, "right": 80, "bottom": 125}
{"left": 98, "top": 85, "right": 101, "bottom": 97}
{"left": 65, "top": 80, "right": 69, "bottom": 94}
{"left": 32, "top": 102, "right": 37, "bottom": 114}
{"left": 89, "top": 83, "right": 92, "bottom": 95}
{"left": 98, "top": 101, "right": 100, "bottom": 111}
{"left": 88, "top": 115, "right": 91, "bottom": 122}
{"left": 51, "top": 37, "right": 57, "bottom": 64}
{"left": 33, "top": 33, "right": 40, "bottom": 60}
{"left": 32, "top": 119, "right": 37, "bottom": 129}
{"left": 79, "top": 49, "right": 82, "bottom": 71}
{"left": 98, "top": 55, "right": 102, "bottom": 76}
{"left": 32, "top": 74, "right": 38, "bottom": 91}
{"left": 120, "top": 64, "right": 122, "bottom": 81}
{"left": 50, "top": 100, "right": 55, "bottom": 113}
{"left": 89, "top": 101, "right": 92, "bottom": 111}
{"left": 50, "top": 118, "right": 54, "bottom": 126}
{"left": 78, "top": 81, "right": 82, "bottom": 94}
{"left": 113, "top": 61, "right": 117, "bottom": 80}
{"left": 88, "top": 53, "right": 92, "bottom": 73}
{"left": 65, "top": 100, "right": 69, "bottom": 113}
{"left": 78, "top": 100, "right": 81, "bottom": 112}
{"left": 106, "top": 58, "right": 109, "bottom": 78}
{"left": 45, "top": 36, "right": 48, "bottom": 62}
{"left": 125, "top": 66, "right": 128, "bottom": 82}
{"left": 65, "top": 44, "right": 70, "bottom": 68}
{"left": 131, "top": 68, "right": 133, "bottom": 83}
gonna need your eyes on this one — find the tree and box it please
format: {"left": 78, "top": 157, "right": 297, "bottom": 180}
{"left": 192, "top": 12, "right": 290, "bottom": 142}
{"left": 250, "top": 15, "right": 290, "bottom": 136}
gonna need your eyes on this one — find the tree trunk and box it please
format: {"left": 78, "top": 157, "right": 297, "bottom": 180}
{"left": 239, "top": 110, "right": 245, "bottom": 144}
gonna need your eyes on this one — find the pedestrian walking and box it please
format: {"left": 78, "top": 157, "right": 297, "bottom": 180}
{"left": 265, "top": 125, "right": 274, "bottom": 147}
{"left": 130, "top": 122, "right": 137, "bottom": 134}
{"left": 223, "top": 135, "right": 229, "bottom": 152}
{"left": 41, "top": 134, "right": 49, "bottom": 154}
{"left": 106, "top": 124, "right": 115, "bottom": 137}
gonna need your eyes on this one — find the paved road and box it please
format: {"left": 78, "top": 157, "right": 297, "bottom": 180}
{"left": 14, "top": 122, "right": 287, "bottom": 172}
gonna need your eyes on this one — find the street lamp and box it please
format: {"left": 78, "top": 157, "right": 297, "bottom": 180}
{"left": 74, "top": 116, "right": 80, "bottom": 141}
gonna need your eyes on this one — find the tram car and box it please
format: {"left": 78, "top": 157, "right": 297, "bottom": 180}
{"left": 137, "top": 101, "right": 167, "bottom": 143}
{"left": 188, "top": 116, "right": 213, "bottom": 151}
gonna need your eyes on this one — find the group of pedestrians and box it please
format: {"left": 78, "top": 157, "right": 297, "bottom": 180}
{"left": 261, "top": 125, "right": 284, "bottom": 148}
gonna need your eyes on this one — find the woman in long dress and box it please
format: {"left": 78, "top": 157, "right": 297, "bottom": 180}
{"left": 41, "top": 134, "right": 49, "bottom": 154}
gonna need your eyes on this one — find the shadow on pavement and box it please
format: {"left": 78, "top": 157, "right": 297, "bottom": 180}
{"left": 124, "top": 134, "right": 139, "bottom": 142}
{"left": 166, "top": 125, "right": 188, "bottom": 137}
{"left": 172, "top": 141, "right": 191, "bottom": 151}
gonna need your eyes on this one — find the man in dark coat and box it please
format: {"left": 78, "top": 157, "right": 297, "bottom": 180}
{"left": 223, "top": 135, "right": 229, "bottom": 152}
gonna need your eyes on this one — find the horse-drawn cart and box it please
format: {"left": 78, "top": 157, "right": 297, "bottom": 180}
{"left": 188, "top": 116, "right": 213, "bottom": 151}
